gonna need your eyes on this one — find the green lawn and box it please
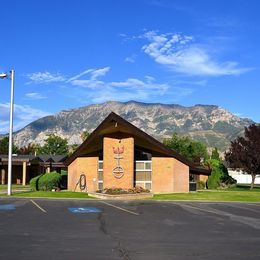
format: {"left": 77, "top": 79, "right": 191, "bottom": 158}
{"left": 2, "top": 184, "right": 260, "bottom": 202}
{"left": 0, "top": 184, "right": 30, "bottom": 190}
{"left": 152, "top": 189, "right": 260, "bottom": 202}
{"left": 3, "top": 190, "right": 92, "bottom": 199}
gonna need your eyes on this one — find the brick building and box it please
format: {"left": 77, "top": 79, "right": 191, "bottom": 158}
{"left": 0, "top": 155, "right": 67, "bottom": 185}
{"left": 66, "top": 112, "right": 210, "bottom": 193}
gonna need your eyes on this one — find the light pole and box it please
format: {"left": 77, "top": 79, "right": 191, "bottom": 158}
{"left": 0, "top": 70, "right": 15, "bottom": 196}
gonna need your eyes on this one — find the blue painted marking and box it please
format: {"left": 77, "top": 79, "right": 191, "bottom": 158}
{"left": 68, "top": 207, "right": 101, "bottom": 213}
{"left": 0, "top": 204, "right": 15, "bottom": 210}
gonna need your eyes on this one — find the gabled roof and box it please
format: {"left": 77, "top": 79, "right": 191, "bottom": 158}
{"left": 66, "top": 112, "right": 210, "bottom": 175}
{"left": 0, "top": 154, "right": 67, "bottom": 163}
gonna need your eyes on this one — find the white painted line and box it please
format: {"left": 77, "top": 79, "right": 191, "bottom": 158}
{"left": 30, "top": 199, "right": 47, "bottom": 213}
{"left": 100, "top": 201, "right": 139, "bottom": 216}
{"left": 178, "top": 203, "right": 222, "bottom": 215}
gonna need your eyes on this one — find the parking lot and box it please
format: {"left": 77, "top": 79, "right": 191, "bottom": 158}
{"left": 0, "top": 198, "right": 260, "bottom": 260}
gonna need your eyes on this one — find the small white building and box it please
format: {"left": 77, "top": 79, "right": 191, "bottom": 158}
{"left": 228, "top": 169, "right": 260, "bottom": 184}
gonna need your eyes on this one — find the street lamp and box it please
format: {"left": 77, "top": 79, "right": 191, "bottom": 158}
{"left": 0, "top": 70, "right": 15, "bottom": 196}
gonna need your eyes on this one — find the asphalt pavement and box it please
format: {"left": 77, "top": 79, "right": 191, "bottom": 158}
{"left": 0, "top": 198, "right": 259, "bottom": 260}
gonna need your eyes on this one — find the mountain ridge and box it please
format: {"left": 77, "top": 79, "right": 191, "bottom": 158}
{"left": 13, "top": 101, "right": 254, "bottom": 151}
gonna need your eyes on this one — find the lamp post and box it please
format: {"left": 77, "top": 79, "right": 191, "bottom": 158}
{"left": 0, "top": 70, "right": 15, "bottom": 196}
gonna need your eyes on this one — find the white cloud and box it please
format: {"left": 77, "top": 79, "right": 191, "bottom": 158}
{"left": 25, "top": 92, "right": 47, "bottom": 99}
{"left": 125, "top": 56, "right": 136, "bottom": 63}
{"left": 69, "top": 67, "right": 192, "bottom": 103}
{"left": 26, "top": 71, "right": 66, "bottom": 84}
{"left": 142, "top": 31, "right": 249, "bottom": 76}
{"left": 66, "top": 69, "right": 94, "bottom": 82}
{"left": 67, "top": 67, "right": 110, "bottom": 83}
{"left": 90, "top": 67, "right": 110, "bottom": 80}
{"left": 0, "top": 103, "right": 50, "bottom": 133}
{"left": 24, "top": 67, "right": 194, "bottom": 107}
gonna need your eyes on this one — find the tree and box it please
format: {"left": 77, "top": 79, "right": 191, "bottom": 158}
{"left": 206, "top": 159, "right": 236, "bottom": 189}
{"left": 163, "top": 133, "right": 209, "bottom": 163}
{"left": 18, "top": 143, "right": 37, "bottom": 155}
{"left": 211, "top": 147, "right": 220, "bottom": 161}
{"left": 0, "top": 136, "right": 18, "bottom": 154}
{"left": 80, "top": 130, "right": 90, "bottom": 142}
{"left": 37, "top": 134, "right": 69, "bottom": 155}
{"left": 68, "top": 144, "right": 79, "bottom": 155}
{"left": 225, "top": 124, "right": 260, "bottom": 189}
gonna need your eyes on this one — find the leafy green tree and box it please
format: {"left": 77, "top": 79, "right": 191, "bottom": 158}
{"left": 211, "top": 147, "right": 220, "bottom": 161}
{"left": 80, "top": 130, "right": 90, "bottom": 142}
{"left": 37, "top": 134, "right": 69, "bottom": 155}
{"left": 206, "top": 159, "right": 236, "bottom": 189}
{"left": 0, "top": 136, "right": 18, "bottom": 154}
{"left": 225, "top": 124, "right": 260, "bottom": 189}
{"left": 163, "top": 133, "right": 209, "bottom": 163}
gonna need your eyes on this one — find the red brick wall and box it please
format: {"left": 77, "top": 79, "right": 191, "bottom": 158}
{"left": 68, "top": 157, "right": 98, "bottom": 192}
{"left": 103, "top": 136, "right": 134, "bottom": 189}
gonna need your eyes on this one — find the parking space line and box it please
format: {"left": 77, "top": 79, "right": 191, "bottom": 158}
{"left": 100, "top": 201, "right": 139, "bottom": 216}
{"left": 177, "top": 203, "right": 223, "bottom": 215}
{"left": 30, "top": 199, "right": 47, "bottom": 213}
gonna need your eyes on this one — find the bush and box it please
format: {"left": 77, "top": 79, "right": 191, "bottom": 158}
{"left": 207, "top": 159, "right": 236, "bottom": 189}
{"left": 30, "top": 175, "right": 43, "bottom": 191}
{"left": 197, "top": 181, "right": 206, "bottom": 190}
{"left": 60, "top": 170, "right": 68, "bottom": 189}
{"left": 101, "top": 187, "right": 150, "bottom": 195}
{"left": 220, "top": 174, "right": 237, "bottom": 186}
{"left": 38, "top": 172, "right": 62, "bottom": 191}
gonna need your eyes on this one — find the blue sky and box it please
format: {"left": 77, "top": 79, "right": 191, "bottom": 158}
{"left": 0, "top": 0, "right": 260, "bottom": 133}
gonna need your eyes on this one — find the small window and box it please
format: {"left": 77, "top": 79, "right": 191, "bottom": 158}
{"left": 145, "top": 162, "right": 151, "bottom": 170}
{"left": 98, "top": 182, "right": 103, "bottom": 190}
{"left": 145, "top": 183, "right": 151, "bottom": 190}
{"left": 135, "top": 171, "right": 151, "bottom": 181}
{"left": 136, "top": 162, "right": 144, "bottom": 170}
{"left": 98, "top": 171, "right": 103, "bottom": 181}
{"left": 98, "top": 161, "right": 103, "bottom": 170}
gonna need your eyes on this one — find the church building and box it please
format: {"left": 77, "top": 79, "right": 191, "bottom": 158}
{"left": 66, "top": 112, "right": 210, "bottom": 193}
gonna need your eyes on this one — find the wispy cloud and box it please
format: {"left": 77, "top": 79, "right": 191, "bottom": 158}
{"left": 25, "top": 92, "right": 47, "bottom": 100}
{"left": 0, "top": 103, "right": 50, "bottom": 133}
{"left": 67, "top": 67, "right": 110, "bottom": 83}
{"left": 25, "top": 67, "right": 194, "bottom": 105}
{"left": 124, "top": 55, "right": 136, "bottom": 63}
{"left": 26, "top": 71, "right": 66, "bottom": 84}
{"left": 141, "top": 31, "right": 249, "bottom": 76}
{"left": 69, "top": 67, "right": 192, "bottom": 103}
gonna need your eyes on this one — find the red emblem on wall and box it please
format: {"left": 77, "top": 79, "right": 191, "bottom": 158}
{"left": 113, "top": 146, "right": 124, "bottom": 179}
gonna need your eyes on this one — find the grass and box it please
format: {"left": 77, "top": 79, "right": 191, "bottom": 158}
{"left": 2, "top": 190, "right": 92, "bottom": 199}
{"left": 0, "top": 184, "right": 30, "bottom": 190}
{"left": 2, "top": 184, "right": 260, "bottom": 202}
{"left": 226, "top": 184, "right": 260, "bottom": 192}
{"left": 152, "top": 185, "right": 260, "bottom": 202}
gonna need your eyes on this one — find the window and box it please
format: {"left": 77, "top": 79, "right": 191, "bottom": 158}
{"left": 98, "top": 160, "right": 103, "bottom": 190}
{"left": 98, "top": 161, "right": 103, "bottom": 170}
{"left": 135, "top": 161, "right": 152, "bottom": 190}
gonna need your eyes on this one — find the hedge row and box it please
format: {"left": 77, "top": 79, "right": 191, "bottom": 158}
{"left": 30, "top": 171, "right": 68, "bottom": 191}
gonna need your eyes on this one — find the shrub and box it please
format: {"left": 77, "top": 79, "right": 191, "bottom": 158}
{"left": 197, "top": 181, "right": 206, "bottom": 190}
{"left": 220, "top": 174, "right": 237, "bottom": 186}
{"left": 60, "top": 170, "right": 68, "bottom": 189}
{"left": 38, "top": 171, "right": 62, "bottom": 191}
{"left": 207, "top": 159, "right": 236, "bottom": 189}
{"left": 101, "top": 187, "right": 150, "bottom": 195}
{"left": 30, "top": 175, "right": 42, "bottom": 191}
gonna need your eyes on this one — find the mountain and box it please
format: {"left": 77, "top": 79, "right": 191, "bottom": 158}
{"left": 13, "top": 101, "right": 254, "bottom": 151}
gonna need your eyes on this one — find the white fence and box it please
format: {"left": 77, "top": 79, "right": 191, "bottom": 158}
{"left": 228, "top": 169, "right": 260, "bottom": 184}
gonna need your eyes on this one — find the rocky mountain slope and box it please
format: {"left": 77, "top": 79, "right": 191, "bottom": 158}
{"left": 13, "top": 101, "right": 253, "bottom": 151}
